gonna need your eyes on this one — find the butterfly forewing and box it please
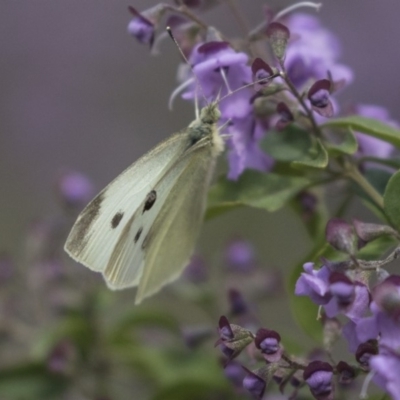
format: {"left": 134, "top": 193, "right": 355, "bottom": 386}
{"left": 64, "top": 132, "right": 190, "bottom": 278}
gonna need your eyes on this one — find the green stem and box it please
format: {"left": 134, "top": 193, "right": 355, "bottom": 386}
{"left": 345, "top": 164, "right": 385, "bottom": 210}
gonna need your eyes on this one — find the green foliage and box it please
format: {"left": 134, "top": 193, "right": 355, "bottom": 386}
{"left": 324, "top": 115, "right": 400, "bottom": 148}
{"left": 325, "top": 128, "right": 358, "bottom": 155}
{"left": 384, "top": 170, "right": 400, "bottom": 230}
{"left": 206, "top": 170, "right": 310, "bottom": 219}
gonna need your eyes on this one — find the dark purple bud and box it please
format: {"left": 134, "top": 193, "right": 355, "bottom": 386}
{"left": 276, "top": 101, "right": 294, "bottom": 130}
{"left": 325, "top": 218, "right": 357, "bottom": 255}
{"left": 266, "top": 22, "right": 290, "bottom": 60}
{"left": 57, "top": 171, "right": 94, "bottom": 209}
{"left": 228, "top": 288, "right": 248, "bottom": 316}
{"left": 219, "top": 343, "right": 237, "bottom": 360}
{"left": 336, "top": 361, "right": 356, "bottom": 384}
{"left": 198, "top": 41, "right": 230, "bottom": 55}
{"left": 251, "top": 58, "right": 274, "bottom": 91}
{"left": 372, "top": 276, "right": 400, "bottom": 318}
{"left": 355, "top": 340, "right": 378, "bottom": 366}
{"left": 329, "top": 272, "right": 355, "bottom": 307}
{"left": 308, "top": 79, "right": 334, "bottom": 118}
{"left": 47, "top": 340, "right": 76, "bottom": 375}
{"left": 218, "top": 315, "right": 234, "bottom": 341}
{"left": 303, "top": 361, "right": 334, "bottom": 400}
{"left": 353, "top": 219, "right": 399, "bottom": 243}
{"left": 127, "top": 6, "right": 155, "bottom": 46}
{"left": 242, "top": 367, "right": 267, "bottom": 399}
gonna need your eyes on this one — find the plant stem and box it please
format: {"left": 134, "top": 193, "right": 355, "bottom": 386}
{"left": 344, "top": 163, "right": 385, "bottom": 210}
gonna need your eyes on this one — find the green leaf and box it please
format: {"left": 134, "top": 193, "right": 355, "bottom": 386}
{"left": 262, "top": 126, "right": 312, "bottom": 161}
{"left": 326, "top": 128, "right": 358, "bottom": 155}
{"left": 384, "top": 170, "right": 400, "bottom": 230}
{"left": 206, "top": 170, "right": 310, "bottom": 218}
{"left": 0, "top": 363, "right": 68, "bottom": 400}
{"left": 292, "top": 138, "right": 328, "bottom": 169}
{"left": 323, "top": 116, "right": 400, "bottom": 148}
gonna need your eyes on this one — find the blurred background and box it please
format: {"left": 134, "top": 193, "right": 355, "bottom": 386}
{"left": 1, "top": 1, "right": 400, "bottom": 399}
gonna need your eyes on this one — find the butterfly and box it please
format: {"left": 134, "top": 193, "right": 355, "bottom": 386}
{"left": 64, "top": 102, "right": 224, "bottom": 304}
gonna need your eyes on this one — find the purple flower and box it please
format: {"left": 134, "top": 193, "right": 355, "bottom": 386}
{"left": 242, "top": 367, "right": 267, "bottom": 399}
{"left": 303, "top": 361, "right": 334, "bottom": 400}
{"left": 307, "top": 79, "right": 334, "bottom": 118}
{"left": 324, "top": 275, "right": 370, "bottom": 320}
{"left": 370, "top": 348, "right": 400, "bottom": 400}
{"left": 255, "top": 328, "right": 282, "bottom": 362}
{"left": 227, "top": 115, "right": 273, "bottom": 179}
{"left": 57, "top": 171, "right": 94, "bottom": 209}
{"left": 355, "top": 104, "right": 398, "bottom": 159}
{"left": 285, "top": 13, "right": 353, "bottom": 89}
{"left": 225, "top": 238, "right": 256, "bottom": 272}
{"left": 295, "top": 262, "right": 332, "bottom": 305}
{"left": 127, "top": 7, "right": 155, "bottom": 46}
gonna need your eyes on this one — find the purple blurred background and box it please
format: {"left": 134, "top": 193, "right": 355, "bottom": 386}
{"left": 2, "top": 0, "right": 400, "bottom": 255}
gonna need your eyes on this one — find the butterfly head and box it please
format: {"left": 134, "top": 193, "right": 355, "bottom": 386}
{"left": 199, "top": 102, "right": 221, "bottom": 125}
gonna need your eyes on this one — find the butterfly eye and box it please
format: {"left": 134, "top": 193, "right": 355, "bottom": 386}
{"left": 143, "top": 190, "right": 157, "bottom": 213}
{"left": 111, "top": 211, "right": 124, "bottom": 228}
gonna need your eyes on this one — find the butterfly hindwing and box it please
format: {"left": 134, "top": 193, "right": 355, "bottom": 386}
{"left": 134, "top": 141, "right": 216, "bottom": 303}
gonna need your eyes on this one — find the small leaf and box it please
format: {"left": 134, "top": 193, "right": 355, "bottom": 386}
{"left": 292, "top": 138, "right": 328, "bottom": 169}
{"left": 323, "top": 116, "right": 400, "bottom": 149}
{"left": 206, "top": 171, "right": 310, "bottom": 218}
{"left": 326, "top": 128, "right": 358, "bottom": 155}
{"left": 384, "top": 170, "right": 400, "bottom": 230}
{"left": 262, "top": 126, "right": 312, "bottom": 161}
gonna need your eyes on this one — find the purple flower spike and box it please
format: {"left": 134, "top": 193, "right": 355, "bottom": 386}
{"left": 303, "top": 361, "right": 334, "bottom": 400}
{"left": 266, "top": 22, "right": 290, "bottom": 60}
{"left": 295, "top": 262, "right": 332, "bottom": 305}
{"left": 285, "top": 14, "right": 353, "bottom": 89}
{"left": 127, "top": 6, "right": 155, "bottom": 46}
{"left": 255, "top": 328, "right": 282, "bottom": 362}
{"left": 276, "top": 101, "right": 294, "bottom": 130}
{"left": 242, "top": 367, "right": 267, "bottom": 399}
{"left": 325, "top": 218, "right": 357, "bottom": 255}
{"left": 251, "top": 58, "right": 274, "bottom": 91}
{"left": 370, "top": 348, "right": 400, "bottom": 400}
{"left": 308, "top": 79, "right": 334, "bottom": 118}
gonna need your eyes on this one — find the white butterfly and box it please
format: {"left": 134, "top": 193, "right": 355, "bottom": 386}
{"left": 64, "top": 102, "right": 224, "bottom": 304}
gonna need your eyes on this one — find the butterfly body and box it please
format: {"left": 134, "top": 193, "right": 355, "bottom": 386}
{"left": 65, "top": 103, "right": 223, "bottom": 304}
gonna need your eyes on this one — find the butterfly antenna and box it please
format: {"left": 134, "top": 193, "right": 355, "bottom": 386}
{"left": 217, "top": 73, "right": 279, "bottom": 104}
{"left": 166, "top": 26, "right": 209, "bottom": 116}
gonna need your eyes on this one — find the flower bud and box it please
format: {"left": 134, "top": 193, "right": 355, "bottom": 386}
{"left": 325, "top": 218, "right": 357, "bottom": 255}
{"left": 308, "top": 79, "right": 334, "bottom": 118}
{"left": 255, "top": 328, "right": 282, "bottom": 362}
{"left": 353, "top": 219, "right": 399, "bottom": 243}
{"left": 336, "top": 361, "right": 356, "bottom": 384}
{"left": 266, "top": 22, "right": 290, "bottom": 60}
{"left": 251, "top": 58, "right": 274, "bottom": 91}
{"left": 242, "top": 366, "right": 269, "bottom": 399}
{"left": 355, "top": 340, "right": 378, "bottom": 367}
{"left": 276, "top": 102, "right": 294, "bottom": 130}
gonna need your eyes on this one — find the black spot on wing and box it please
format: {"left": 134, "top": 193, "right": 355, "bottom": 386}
{"left": 134, "top": 227, "right": 143, "bottom": 243}
{"left": 143, "top": 190, "right": 157, "bottom": 213}
{"left": 66, "top": 193, "right": 104, "bottom": 252}
{"left": 111, "top": 211, "right": 124, "bottom": 228}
